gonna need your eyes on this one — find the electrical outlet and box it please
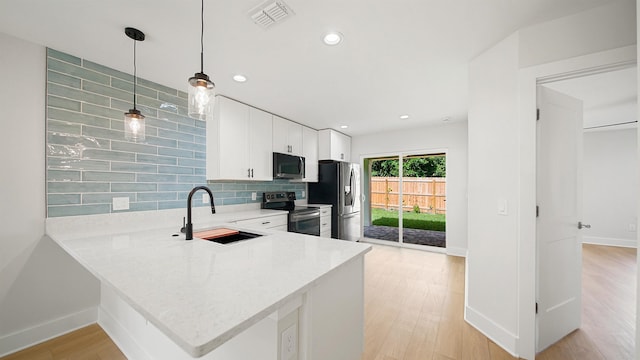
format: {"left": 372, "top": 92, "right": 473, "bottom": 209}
{"left": 252, "top": 192, "right": 257, "bottom": 201}
{"left": 113, "top": 197, "right": 129, "bottom": 211}
{"left": 280, "top": 323, "right": 297, "bottom": 360}
{"left": 629, "top": 223, "right": 636, "bottom": 232}
{"left": 202, "top": 193, "right": 209, "bottom": 204}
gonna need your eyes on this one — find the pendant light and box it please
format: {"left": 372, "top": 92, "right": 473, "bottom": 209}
{"left": 188, "top": 0, "right": 215, "bottom": 120}
{"left": 124, "top": 27, "right": 146, "bottom": 142}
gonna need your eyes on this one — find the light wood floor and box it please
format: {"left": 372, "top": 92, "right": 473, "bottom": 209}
{"left": 1, "top": 244, "right": 635, "bottom": 360}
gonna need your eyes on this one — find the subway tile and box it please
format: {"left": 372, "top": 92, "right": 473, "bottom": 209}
{"left": 158, "top": 147, "right": 193, "bottom": 159}
{"left": 111, "top": 98, "right": 158, "bottom": 118}
{"left": 48, "top": 120, "right": 82, "bottom": 135}
{"left": 48, "top": 157, "right": 110, "bottom": 171}
{"left": 158, "top": 103, "right": 179, "bottom": 114}
{"left": 137, "top": 78, "right": 177, "bottom": 96}
{"left": 111, "top": 141, "right": 157, "bottom": 155}
{"left": 48, "top": 95, "right": 81, "bottom": 111}
{"left": 83, "top": 125, "right": 123, "bottom": 140}
{"left": 48, "top": 169, "right": 81, "bottom": 181}
{"left": 48, "top": 194, "right": 81, "bottom": 205}
{"left": 178, "top": 158, "right": 206, "bottom": 168}
{"left": 111, "top": 77, "right": 158, "bottom": 99}
{"left": 158, "top": 128, "right": 193, "bottom": 142}
{"left": 222, "top": 198, "right": 248, "bottom": 206}
{"left": 160, "top": 110, "right": 194, "bottom": 127}
{"left": 83, "top": 81, "right": 131, "bottom": 102}
{"left": 83, "top": 171, "right": 135, "bottom": 182}
{"left": 177, "top": 90, "right": 188, "bottom": 99}
{"left": 137, "top": 192, "right": 177, "bottom": 201}
{"left": 111, "top": 162, "right": 157, "bottom": 173}
{"left": 235, "top": 191, "right": 260, "bottom": 199}
{"left": 82, "top": 193, "right": 136, "bottom": 204}
{"left": 48, "top": 83, "right": 110, "bottom": 106}
{"left": 212, "top": 191, "right": 236, "bottom": 199}
{"left": 82, "top": 149, "right": 135, "bottom": 162}
{"left": 178, "top": 123, "right": 205, "bottom": 136}
{"left": 194, "top": 151, "right": 205, "bottom": 160}
{"left": 136, "top": 96, "right": 164, "bottom": 109}
{"left": 157, "top": 200, "right": 185, "bottom": 210}
{"left": 48, "top": 108, "right": 111, "bottom": 128}
{"left": 48, "top": 58, "right": 110, "bottom": 85}
{"left": 194, "top": 168, "right": 206, "bottom": 175}
{"left": 47, "top": 48, "right": 81, "bottom": 65}
{"left": 223, "top": 183, "right": 247, "bottom": 190}
{"left": 136, "top": 154, "right": 176, "bottom": 165}
{"left": 123, "top": 202, "right": 158, "bottom": 212}
{"left": 82, "top": 103, "right": 125, "bottom": 120}
{"left": 83, "top": 59, "right": 133, "bottom": 82}
{"left": 147, "top": 118, "right": 178, "bottom": 131}
{"left": 158, "top": 91, "right": 188, "bottom": 109}
{"left": 48, "top": 181, "right": 110, "bottom": 193}
{"left": 204, "top": 183, "right": 223, "bottom": 191}
{"left": 158, "top": 183, "right": 196, "bottom": 192}
{"left": 178, "top": 141, "right": 205, "bottom": 152}
{"left": 47, "top": 70, "right": 82, "bottom": 88}
{"left": 48, "top": 132, "right": 106, "bottom": 149}
{"left": 158, "top": 165, "right": 194, "bottom": 175}
{"left": 48, "top": 204, "right": 111, "bottom": 217}
{"left": 142, "top": 125, "right": 158, "bottom": 137}
{"left": 178, "top": 175, "right": 206, "bottom": 183}
{"left": 137, "top": 174, "right": 177, "bottom": 183}
{"left": 111, "top": 183, "right": 157, "bottom": 192}
{"left": 144, "top": 136, "right": 177, "bottom": 148}
{"left": 194, "top": 120, "right": 206, "bottom": 129}
{"left": 194, "top": 135, "right": 206, "bottom": 145}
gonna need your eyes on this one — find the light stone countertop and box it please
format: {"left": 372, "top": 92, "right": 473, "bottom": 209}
{"left": 48, "top": 209, "right": 371, "bottom": 358}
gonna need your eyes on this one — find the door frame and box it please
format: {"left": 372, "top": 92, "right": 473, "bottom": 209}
{"left": 359, "top": 148, "right": 448, "bottom": 253}
{"left": 516, "top": 45, "right": 636, "bottom": 359}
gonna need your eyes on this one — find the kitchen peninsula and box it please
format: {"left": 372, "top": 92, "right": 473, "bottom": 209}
{"left": 46, "top": 208, "right": 371, "bottom": 360}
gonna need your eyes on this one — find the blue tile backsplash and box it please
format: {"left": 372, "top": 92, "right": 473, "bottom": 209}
{"left": 46, "top": 48, "right": 305, "bottom": 217}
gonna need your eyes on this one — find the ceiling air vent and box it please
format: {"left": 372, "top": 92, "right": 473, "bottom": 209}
{"left": 249, "top": 1, "right": 295, "bottom": 29}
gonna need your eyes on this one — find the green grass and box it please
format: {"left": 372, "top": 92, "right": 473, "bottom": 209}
{"left": 371, "top": 208, "right": 446, "bottom": 232}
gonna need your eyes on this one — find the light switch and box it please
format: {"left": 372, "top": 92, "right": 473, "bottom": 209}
{"left": 251, "top": 192, "right": 257, "bottom": 201}
{"left": 113, "top": 197, "right": 130, "bottom": 211}
{"left": 301, "top": 190, "right": 306, "bottom": 198}
{"left": 497, "top": 199, "right": 507, "bottom": 216}
{"left": 202, "top": 193, "right": 209, "bottom": 204}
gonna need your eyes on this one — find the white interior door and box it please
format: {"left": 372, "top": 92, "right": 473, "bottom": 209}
{"left": 536, "top": 86, "right": 584, "bottom": 352}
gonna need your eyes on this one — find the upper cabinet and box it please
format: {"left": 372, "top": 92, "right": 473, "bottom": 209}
{"left": 207, "top": 96, "right": 273, "bottom": 181}
{"left": 318, "top": 129, "right": 351, "bottom": 162}
{"left": 273, "top": 116, "right": 303, "bottom": 156}
{"left": 301, "top": 126, "right": 318, "bottom": 182}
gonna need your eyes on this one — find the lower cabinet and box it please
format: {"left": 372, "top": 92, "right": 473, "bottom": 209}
{"left": 319, "top": 205, "right": 332, "bottom": 238}
{"left": 234, "top": 213, "right": 288, "bottom": 232}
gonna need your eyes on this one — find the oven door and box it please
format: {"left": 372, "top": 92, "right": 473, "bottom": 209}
{"left": 288, "top": 210, "right": 321, "bottom": 236}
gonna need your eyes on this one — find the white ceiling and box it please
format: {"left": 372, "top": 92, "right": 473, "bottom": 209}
{"left": 0, "top": 0, "right": 623, "bottom": 136}
{"left": 544, "top": 67, "right": 638, "bottom": 132}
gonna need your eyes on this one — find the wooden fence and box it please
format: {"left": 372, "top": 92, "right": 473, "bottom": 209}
{"left": 370, "top": 177, "right": 446, "bottom": 214}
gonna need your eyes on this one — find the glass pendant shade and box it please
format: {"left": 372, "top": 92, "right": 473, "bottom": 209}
{"left": 188, "top": 72, "right": 215, "bottom": 120}
{"left": 124, "top": 109, "right": 145, "bottom": 142}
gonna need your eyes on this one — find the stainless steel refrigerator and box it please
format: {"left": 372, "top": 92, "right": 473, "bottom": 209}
{"left": 308, "top": 161, "right": 360, "bottom": 241}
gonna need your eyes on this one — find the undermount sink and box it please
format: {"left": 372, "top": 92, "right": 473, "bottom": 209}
{"left": 194, "top": 228, "right": 263, "bottom": 244}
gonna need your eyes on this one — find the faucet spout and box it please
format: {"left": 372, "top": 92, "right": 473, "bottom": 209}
{"left": 185, "top": 185, "right": 216, "bottom": 240}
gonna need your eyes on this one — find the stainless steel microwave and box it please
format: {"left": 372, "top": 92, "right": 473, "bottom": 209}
{"left": 273, "top": 152, "right": 305, "bottom": 179}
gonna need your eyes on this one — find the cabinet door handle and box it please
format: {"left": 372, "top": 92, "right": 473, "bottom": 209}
{"left": 340, "top": 153, "right": 344, "bottom": 159}
{"left": 247, "top": 168, "right": 251, "bottom": 178}
{"left": 251, "top": 168, "right": 254, "bottom": 178}
{"left": 262, "top": 221, "right": 271, "bottom": 225}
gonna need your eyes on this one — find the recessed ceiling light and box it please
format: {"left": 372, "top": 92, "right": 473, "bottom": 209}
{"left": 399, "top": 114, "right": 409, "bottom": 120}
{"left": 233, "top": 74, "right": 247, "bottom": 82}
{"left": 340, "top": 125, "right": 348, "bottom": 129}
{"left": 323, "top": 32, "right": 343, "bottom": 46}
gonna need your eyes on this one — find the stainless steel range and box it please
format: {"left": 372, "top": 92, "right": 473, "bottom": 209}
{"left": 261, "top": 191, "right": 320, "bottom": 236}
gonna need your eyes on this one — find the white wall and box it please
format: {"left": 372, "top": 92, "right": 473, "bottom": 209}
{"left": 583, "top": 129, "right": 638, "bottom": 247}
{"left": 467, "top": 1, "right": 637, "bottom": 358}
{"left": 466, "top": 33, "right": 520, "bottom": 352}
{"left": 0, "top": 32, "right": 99, "bottom": 356}
{"left": 351, "top": 121, "right": 468, "bottom": 256}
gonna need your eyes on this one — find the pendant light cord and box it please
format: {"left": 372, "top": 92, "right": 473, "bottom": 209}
{"left": 133, "top": 38, "right": 138, "bottom": 110}
{"left": 200, "top": 0, "right": 204, "bottom": 73}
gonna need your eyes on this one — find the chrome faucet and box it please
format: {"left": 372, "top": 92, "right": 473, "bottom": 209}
{"left": 185, "top": 186, "right": 216, "bottom": 240}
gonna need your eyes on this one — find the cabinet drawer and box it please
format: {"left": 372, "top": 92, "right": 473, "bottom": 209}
{"left": 320, "top": 216, "right": 331, "bottom": 234}
{"left": 319, "top": 207, "right": 331, "bottom": 217}
{"left": 320, "top": 230, "right": 331, "bottom": 238}
{"left": 235, "top": 214, "right": 287, "bottom": 229}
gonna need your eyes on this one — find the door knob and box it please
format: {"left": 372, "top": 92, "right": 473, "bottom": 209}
{"left": 578, "top": 221, "right": 591, "bottom": 229}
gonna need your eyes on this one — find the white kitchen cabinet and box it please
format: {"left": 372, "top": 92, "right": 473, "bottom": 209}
{"left": 301, "top": 126, "right": 318, "bottom": 182}
{"left": 273, "top": 116, "right": 303, "bottom": 156}
{"left": 234, "top": 213, "right": 288, "bottom": 232}
{"left": 207, "top": 96, "right": 273, "bottom": 181}
{"left": 318, "top": 129, "right": 351, "bottom": 162}
{"left": 318, "top": 205, "right": 332, "bottom": 238}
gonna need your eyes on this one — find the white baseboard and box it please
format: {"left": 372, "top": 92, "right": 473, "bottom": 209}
{"left": 98, "top": 307, "right": 152, "bottom": 360}
{"left": 446, "top": 246, "right": 467, "bottom": 257}
{"left": 0, "top": 307, "right": 98, "bottom": 357}
{"left": 583, "top": 236, "right": 637, "bottom": 248}
{"left": 464, "top": 305, "right": 518, "bottom": 358}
